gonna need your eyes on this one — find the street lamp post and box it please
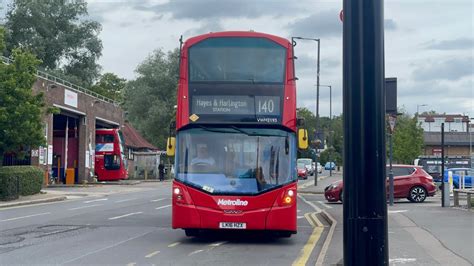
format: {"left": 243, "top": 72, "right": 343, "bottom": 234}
{"left": 292, "top": 36, "right": 321, "bottom": 186}
{"left": 417, "top": 104, "right": 428, "bottom": 115}
{"left": 321, "top": 85, "right": 333, "bottom": 176}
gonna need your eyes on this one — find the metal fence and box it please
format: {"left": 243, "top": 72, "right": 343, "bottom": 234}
{"left": 130, "top": 152, "right": 162, "bottom": 180}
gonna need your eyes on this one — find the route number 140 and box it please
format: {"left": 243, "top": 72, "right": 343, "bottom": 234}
{"left": 257, "top": 99, "right": 275, "bottom": 114}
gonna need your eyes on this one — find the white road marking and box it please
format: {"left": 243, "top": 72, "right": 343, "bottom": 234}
{"left": 127, "top": 263, "right": 136, "bottom": 266}
{"left": 62, "top": 230, "right": 155, "bottom": 264}
{"left": 145, "top": 250, "right": 160, "bottom": 258}
{"left": 209, "top": 241, "right": 227, "bottom": 247}
{"left": 317, "top": 201, "right": 333, "bottom": 209}
{"left": 168, "top": 242, "right": 180, "bottom": 248}
{"left": 69, "top": 204, "right": 103, "bottom": 210}
{"left": 150, "top": 198, "right": 166, "bottom": 202}
{"left": 389, "top": 258, "right": 417, "bottom": 264}
{"left": 388, "top": 210, "right": 408, "bottom": 214}
{"left": 297, "top": 215, "right": 305, "bottom": 219}
{"left": 297, "top": 195, "right": 322, "bottom": 213}
{"left": 155, "top": 204, "right": 171, "bottom": 210}
{"left": 108, "top": 212, "right": 143, "bottom": 220}
{"left": 188, "top": 250, "right": 204, "bottom": 256}
{"left": 115, "top": 198, "right": 137, "bottom": 203}
{"left": 83, "top": 198, "right": 108, "bottom": 203}
{"left": 297, "top": 209, "right": 301, "bottom": 213}
{"left": 0, "top": 212, "right": 51, "bottom": 222}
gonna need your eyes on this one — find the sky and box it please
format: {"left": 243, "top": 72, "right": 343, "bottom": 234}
{"left": 1, "top": 0, "right": 473, "bottom": 117}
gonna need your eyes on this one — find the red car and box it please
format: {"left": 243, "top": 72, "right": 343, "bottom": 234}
{"left": 324, "top": 165, "right": 437, "bottom": 203}
{"left": 297, "top": 163, "right": 308, "bottom": 180}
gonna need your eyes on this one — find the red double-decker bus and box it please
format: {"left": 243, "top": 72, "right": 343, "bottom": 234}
{"left": 95, "top": 128, "right": 128, "bottom": 181}
{"left": 167, "top": 31, "right": 308, "bottom": 237}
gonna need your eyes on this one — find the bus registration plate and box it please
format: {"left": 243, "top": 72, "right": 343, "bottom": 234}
{"left": 219, "top": 222, "right": 246, "bottom": 229}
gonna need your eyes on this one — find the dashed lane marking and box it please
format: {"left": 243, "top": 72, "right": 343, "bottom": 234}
{"left": 0, "top": 212, "right": 51, "bottom": 222}
{"left": 62, "top": 230, "right": 155, "bottom": 264}
{"left": 388, "top": 210, "right": 408, "bottom": 214}
{"left": 156, "top": 204, "right": 171, "bottom": 210}
{"left": 168, "top": 242, "right": 180, "bottom": 248}
{"left": 145, "top": 250, "right": 161, "bottom": 258}
{"left": 150, "top": 198, "right": 167, "bottom": 202}
{"left": 188, "top": 250, "right": 204, "bottom": 256}
{"left": 389, "top": 258, "right": 417, "bottom": 264}
{"left": 209, "top": 241, "right": 227, "bottom": 247}
{"left": 69, "top": 204, "right": 103, "bottom": 210}
{"left": 115, "top": 198, "right": 137, "bottom": 203}
{"left": 297, "top": 215, "right": 305, "bottom": 219}
{"left": 126, "top": 263, "right": 136, "bottom": 266}
{"left": 108, "top": 212, "right": 143, "bottom": 220}
{"left": 83, "top": 198, "right": 108, "bottom": 203}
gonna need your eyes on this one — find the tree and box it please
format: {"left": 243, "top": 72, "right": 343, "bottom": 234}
{"left": 124, "top": 48, "right": 179, "bottom": 149}
{"left": 4, "top": 0, "right": 102, "bottom": 87}
{"left": 391, "top": 112, "right": 424, "bottom": 164}
{"left": 0, "top": 27, "right": 46, "bottom": 165}
{"left": 90, "top": 73, "right": 127, "bottom": 102}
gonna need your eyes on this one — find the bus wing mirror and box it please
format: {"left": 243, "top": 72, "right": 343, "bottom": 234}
{"left": 298, "top": 129, "right": 309, "bottom": 150}
{"left": 166, "top": 137, "right": 176, "bottom": 156}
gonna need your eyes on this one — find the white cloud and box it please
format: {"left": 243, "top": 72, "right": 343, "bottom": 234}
{"left": 84, "top": 0, "right": 474, "bottom": 117}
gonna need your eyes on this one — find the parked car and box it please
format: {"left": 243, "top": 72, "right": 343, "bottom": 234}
{"left": 297, "top": 158, "right": 314, "bottom": 175}
{"left": 443, "top": 168, "right": 473, "bottom": 188}
{"left": 317, "top": 162, "right": 323, "bottom": 174}
{"left": 324, "top": 162, "right": 336, "bottom": 170}
{"left": 324, "top": 165, "right": 437, "bottom": 203}
{"left": 297, "top": 163, "right": 308, "bottom": 180}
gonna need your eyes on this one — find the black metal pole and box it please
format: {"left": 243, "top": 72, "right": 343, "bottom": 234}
{"left": 389, "top": 131, "right": 394, "bottom": 206}
{"left": 343, "top": 0, "right": 388, "bottom": 265}
{"left": 314, "top": 39, "right": 320, "bottom": 186}
{"left": 441, "top": 123, "right": 445, "bottom": 207}
{"left": 329, "top": 85, "right": 332, "bottom": 177}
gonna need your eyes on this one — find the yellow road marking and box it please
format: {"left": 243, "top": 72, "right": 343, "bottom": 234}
{"left": 292, "top": 212, "right": 324, "bottom": 266}
{"left": 168, "top": 242, "right": 180, "bottom": 247}
{"left": 145, "top": 250, "right": 160, "bottom": 258}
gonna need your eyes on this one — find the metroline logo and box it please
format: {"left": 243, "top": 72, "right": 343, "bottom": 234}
{"left": 217, "top": 199, "right": 249, "bottom": 206}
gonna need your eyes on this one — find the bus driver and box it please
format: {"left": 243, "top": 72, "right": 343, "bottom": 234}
{"left": 191, "top": 144, "right": 216, "bottom": 166}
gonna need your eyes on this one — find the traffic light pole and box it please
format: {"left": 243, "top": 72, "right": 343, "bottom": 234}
{"left": 343, "top": 0, "right": 388, "bottom": 265}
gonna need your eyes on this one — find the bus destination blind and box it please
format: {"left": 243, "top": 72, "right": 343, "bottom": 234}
{"left": 192, "top": 95, "right": 280, "bottom": 116}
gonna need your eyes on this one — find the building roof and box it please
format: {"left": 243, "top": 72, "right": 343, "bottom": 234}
{"left": 419, "top": 114, "right": 469, "bottom": 123}
{"left": 122, "top": 123, "right": 158, "bottom": 150}
{"left": 424, "top": 132, "right": 473, "bottom": 146}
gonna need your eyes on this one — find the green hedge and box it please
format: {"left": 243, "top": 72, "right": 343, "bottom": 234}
{"left": 0, "top": 166, "right": 44, "bottom": 200}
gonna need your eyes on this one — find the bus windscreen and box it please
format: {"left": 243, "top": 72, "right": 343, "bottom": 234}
{"left": 176, "top": 127, "right": 296, "bottom": 195}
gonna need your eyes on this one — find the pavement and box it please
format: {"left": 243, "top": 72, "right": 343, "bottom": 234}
{"left": 300, "top": 172, "right": 474, "bottom": 265}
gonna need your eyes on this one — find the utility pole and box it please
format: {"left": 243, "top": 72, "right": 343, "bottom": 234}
{"left": 343, "top": 0, "right": 388, "bottom": 265}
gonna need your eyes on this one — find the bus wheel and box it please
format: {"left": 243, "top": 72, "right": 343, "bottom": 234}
{"left": 185, "top": 229, "right": 199, "bottom": 237}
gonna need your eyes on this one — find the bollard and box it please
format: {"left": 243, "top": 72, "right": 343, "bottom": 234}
{"left": 442, "top": 182, "right": 450, "bottom": 207}
{"left": 453, "top": 190, "right": 459, "bottom": 207}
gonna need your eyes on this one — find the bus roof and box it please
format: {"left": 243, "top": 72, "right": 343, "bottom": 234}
{"left": 183, "top": 31, "right": 291, "bottom": 48}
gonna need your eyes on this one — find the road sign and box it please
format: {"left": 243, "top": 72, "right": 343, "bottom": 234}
{"left": 388, "top": 115, "right": 396, "bottom": 134}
